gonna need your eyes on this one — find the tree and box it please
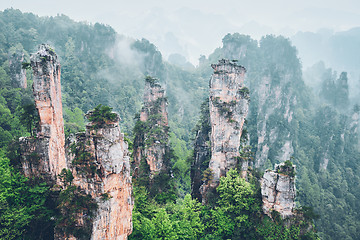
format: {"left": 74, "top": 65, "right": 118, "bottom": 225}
{"left": 203, "top": 169, "right": 260, "bottom": 239}
{"left": 87, "top": 104, "right": 117, "bottom": 129}
{"left": 19, "top": 103, "right": 39, "bottom": 136}
{"left": 0, "top": 150, "right": 54, "bottom": 240}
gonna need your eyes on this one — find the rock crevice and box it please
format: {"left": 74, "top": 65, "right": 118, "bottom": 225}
{"left": 261, "top": 162, "right": 296, "bottom": 218}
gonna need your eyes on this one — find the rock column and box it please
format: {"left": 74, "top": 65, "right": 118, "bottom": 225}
{"left": 261, "top": 162, "right": 296, "bottom": 218}
{"left": 200, "top": 59, "right": 249, "bottom": 201}
{"left": 133, "top": 77, "right": 169, "bottom": 175}
{"left": 68, "top": 113, "right": 133, "bottom": 240}
{"left": 20, "top": 44, "right": 67, "bottom": 181}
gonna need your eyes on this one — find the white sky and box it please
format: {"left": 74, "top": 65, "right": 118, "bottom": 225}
{"left": 1, "top": 0, "right": 360, "bottom": 64}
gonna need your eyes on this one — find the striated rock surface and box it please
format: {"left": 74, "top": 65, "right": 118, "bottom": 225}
{"left": 9, "top": 48, "right": 27, "bottom": 88}
{"left": 67, "top": 113, "right": 133, "bottom": 240}
{"left": 20, "top": 44, "right": 67, "bottom": 181}
{"left": 200, "top": 59, "right": 249, "bottom": 201}
{"left": 133, "top": 76, "right": 169, "bottom": 176}
{"left": 218, "top": 34, "right": 300, "bottom": 170}
{"left": 254, "top": 73, "right": 296, "bottom": 168}
{"left": 190, "top": 99, "right": 211, "bottom": 202}
{"left": 261, "top": 162, "right": 296, "bottom": 218}
{"left": 20, "top": 44, "right": 133, "bottom": 240}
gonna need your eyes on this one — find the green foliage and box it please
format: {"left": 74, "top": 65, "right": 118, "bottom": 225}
{"left": 124, "top": 133, "right": 134, "bottom": 151}
{"left": 21, "top": 62, "right": 31, "bottom": 70}
{"left": 87, "top": 104, "right": 117, "bottom": 129}
{"left": 169, "top": 132, "right": 192, "bottom": 196}
{"left": 236, "top": 145, "right": 254, "bottom": 169}
{"left": 211, "top": 97, "right": 236, "bottom": 122}
{"left": 63, "top": 107, "right": 85, "bottom": 138}
{"left": 151, "top": 171, "right": 177, "bottom": 204}
{"left": 56, "top": 185, "right": 97, "bottom": 239}
{"left": 131, "top": 39, "right": 164, "bottom": 78}
{"left": 100, "top": 192, "right": 112, "bottom": 201}
{"left": 277, "top": 160, "right": 296, "bottom": 177}
{"left": 203, "top": 33, "right": 355, "bottom": 239}
{"left": 131, "top": 168, "right": 318, "bottom": 239}
{"left": 19, "top": 103, "right": 39, "bottom": 136}
{"left": 0, "top": 88, "right": 31, "bottom": 150}
{"left": 145, "top": 76, "right": 161, "bottom": 88}
{"left": 320, "top": 69, "right": 349, "bottom": 110}
{"left": 58, "top": 168, "right": 74, "bottom": 186}
{"left": 130, "top": 188, "right": 205, "bottom": 240}
{"left": 0, "top": 9, "right": 356, "bottom": 239}
{"left": 296, "top": 206, "right": 320, "bottom": 221}
{"left": 70, "top": 140, "right": 97, "bottom": 177}
{"left": 239, "top": 86, "right": 250, "bottom": 100}
{"left": 133, "top": 115, "right": 168, "bottom": 149}
{"left": 204, "top": 169, "right": 260, "bottom": 238}
{"left": 202, "top": 168, "right": 213, "bottom": 183}
{"left": 132, "top": 78, "right": 175, "bottom": 202}
{"left": 0, "top": 151, "right": 54, "bottom": 240}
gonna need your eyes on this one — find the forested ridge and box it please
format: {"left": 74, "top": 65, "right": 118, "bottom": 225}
{"left": 0, "top": 8, "right": 359, "bottom": 239}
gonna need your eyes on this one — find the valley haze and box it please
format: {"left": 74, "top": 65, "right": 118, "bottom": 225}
{"left": 1, "top": 0, "right": 360, "bottom": 65}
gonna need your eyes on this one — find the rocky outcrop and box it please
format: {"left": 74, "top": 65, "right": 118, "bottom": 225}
{"left": 133, "top": 76, "right": 169, "bottom": 176}
{"left": 261, "top": 162, "right": 296, "bottom": 218}
{"left": 67, "top": 112, "right": 133, "bottom": 240}
{"left": 200, "top": 59, "right": 249, "bottom": 201}
{"left": 20, "top": 44, "right": 67, "bottom": 181}
{"left": 20, "top": 44, "right": 133, "bottom": 239}
{"left": 218, "top": 34, "right": 300, "bottom": 170}
{"left": 9, "top": 48, "right": 27, "bottom": 88}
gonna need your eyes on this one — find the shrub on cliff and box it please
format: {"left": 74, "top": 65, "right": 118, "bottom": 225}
{"left": 19, "top": 103, "right": 39, "bottom": 137}
{"left": 277, "top": 160, "right": 296, "bottom": 177}
{"left": 87, "top": 104, "right": 117, "bottom": 129}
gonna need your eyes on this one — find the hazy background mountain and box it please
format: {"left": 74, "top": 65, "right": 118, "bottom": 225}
{"left": 1, "top": 0, "right": 360, "bottom": 65}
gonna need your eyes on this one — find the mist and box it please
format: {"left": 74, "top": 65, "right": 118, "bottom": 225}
{"left": 1, "top": 0, "right": 360, "bottom": 65}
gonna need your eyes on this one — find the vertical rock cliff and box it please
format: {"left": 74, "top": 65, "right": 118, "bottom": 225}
{"left": 66, "top": 112, "right": 133, "bottom": 240}
{"left": 261, "top": 162, "right": 296, "bottom": 218}
{"left": 20, "top": 44, "right": 67, "bottom": 181}
{"left": 9, "top": 48, "right": 27, "bottom": 88}
{"left": 191, "top": 99, "right": 211, "bottom": 202}
{"left": 133, "top": 76, "right": 169, "bottom": 176}
{"left": 20, "top": 44, "right": 133, "bottom": 240}
{"left": 216, "top": 34, "right": 302, "bottom": 169}
{"left": 254, "top": 73, "right": 296, "bottom": 168}
{"left": 199, "top": 59, "right": 250, "bottom": 202}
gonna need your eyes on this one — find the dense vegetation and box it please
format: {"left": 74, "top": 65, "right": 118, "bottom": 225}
{"left": 130, "top": 168, "right": 318, "bottom": 240}
{"left": 0, "top": 151, "right": 54, "bottom": 240}
{"left": 0, "top": 8, "right": 358, "bottom": 239}
{"left": 202, "top": 33, "right": 360, "bottom": 240}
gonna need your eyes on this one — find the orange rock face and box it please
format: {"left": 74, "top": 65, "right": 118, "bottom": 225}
{"left": 20, "top": 45, "right": 133, "bottom": 239}
{"left": 20, "top": 44, "right": 67, "bottom": 181}
{"left": 201, "top": 59, "right": 250, "bottom": 202}
{"left": 68, "top": 115, "right": 133, "bottom": 240}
